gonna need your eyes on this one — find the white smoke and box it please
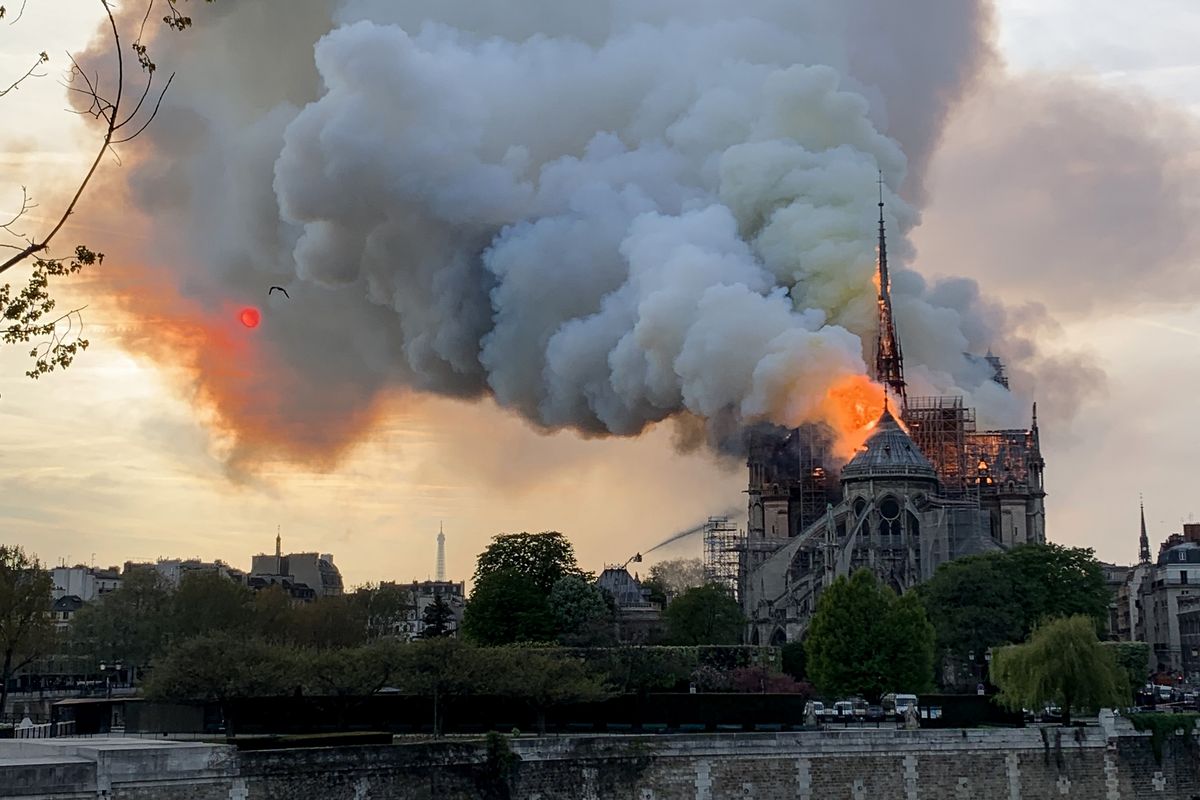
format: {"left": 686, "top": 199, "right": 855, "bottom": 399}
{"left": 96, "top": 0, "right": 1041, "bottom": 461}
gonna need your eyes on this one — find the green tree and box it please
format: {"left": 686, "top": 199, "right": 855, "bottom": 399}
{"left": 251, "top": 586, "right": 296, "bottom": 642}
{"left": 143, "top": 634, "right": 302, "bottom": 705}
{"left": 0, "top": 545, "right": 53, "bottom": 712}
{"left": 919, "top": 543, "right": 1109, "bottom": 661}
{"left": 171, "top": 572, "right": 254, "bottom": 639}
{"left": 664, "top": 584, "right": 744, "bottom": 645}
{"left": 288, "top": 595, "right": 368, "bottom": 649}
{"left": 420, "top": 594, "right": 455, "bottom": 638}
{"left": 1102, "top": 641, "right": 1151, "bottom": 703}
{"left": 352, "top": 582, "right": 413, "bottom": 639}
{"left": 781, "top": 640, "right": 807, "bottom": 681}
{"left": 806, "top": 569, "right": 935, "bottom": 700}
{"left": 484, "top": 647, "right": 612, "bottom": 734}
{"left": 991, "top": 615, "right": 1128, "bottom": 725}
{"left": 474, "top": 531, "right": 583, "bottom": 593}
{"left": 462, "top": 571, "right": 556, "bottom": 645}
{"left": 69, "top": 567, "right": 172, "bottom": 677}
{"left": 389, "top": 638, "right": 481, "bottom": 737}
{"left": 549, "top": 575, "right": 614, "bottom": 645}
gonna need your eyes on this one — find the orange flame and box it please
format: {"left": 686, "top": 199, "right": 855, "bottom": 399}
{"left": 821, "top": 374, "right": 886, "bottom": 459}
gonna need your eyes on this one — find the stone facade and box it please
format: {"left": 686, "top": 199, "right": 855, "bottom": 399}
{"left": 3, "top": 721, "right": 1198, "bottom": 799}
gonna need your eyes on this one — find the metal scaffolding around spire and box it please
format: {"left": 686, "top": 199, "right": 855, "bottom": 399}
{"left": 874, "top": 173, "right": 907, "bottom": 407}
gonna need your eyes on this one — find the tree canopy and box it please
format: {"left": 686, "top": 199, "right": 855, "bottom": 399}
{"left": 0, "top": 545, "right": 53, "bottom": 711}
{"left": 918, "top": 543, "right": 1110, "bottom": 659}
{"left": 549, "top": 575, "right": 615, "bottom": 646}
{"left": 991, "top": 615, "right": 1128, "bottom": 725}
{"left": 806, "top": 569, "right": 935, "bottom": 700}
{"left": 473, "top": 531, "right": 584, "bottom": 593}
{"left": 664, "top": 584, "right": 743, "bottom": 645}
{"left": 462, "top": 571, "right": 556, "bottom": 645}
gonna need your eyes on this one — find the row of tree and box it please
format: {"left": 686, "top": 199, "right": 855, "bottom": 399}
{"left": 460, "top": 531, "right": 744, "bottom": 647}
{"left": 798, "top": 542, "right": 1125, "bottom": 707}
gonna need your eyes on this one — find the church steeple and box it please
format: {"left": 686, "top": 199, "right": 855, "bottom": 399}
{"left": 1139, "top": 496, "right": 1151, "bottom": 564}
{"left": 874, "top": 173, "right": 907, "bottom": 406}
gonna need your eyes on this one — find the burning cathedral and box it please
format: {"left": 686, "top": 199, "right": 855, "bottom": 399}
{"left": 737, "top": 193, "right": 1046, "bottom": 645}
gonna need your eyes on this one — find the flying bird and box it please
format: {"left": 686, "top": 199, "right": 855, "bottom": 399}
{"left": 268, "top": 286, "right": 290, "bottom": 298}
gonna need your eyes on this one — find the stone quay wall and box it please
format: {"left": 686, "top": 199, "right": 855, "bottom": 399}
{"left": 2, "top": 718, "right": 1198, "bottom": 799}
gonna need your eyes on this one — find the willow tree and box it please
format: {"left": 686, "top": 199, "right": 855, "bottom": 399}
{"left": 991, "top": 615, "right": 1128, "bottom": 725}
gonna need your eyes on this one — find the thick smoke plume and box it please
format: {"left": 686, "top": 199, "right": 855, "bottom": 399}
{"left": 87, "top": 0, "right": 1046, "bottom": 467}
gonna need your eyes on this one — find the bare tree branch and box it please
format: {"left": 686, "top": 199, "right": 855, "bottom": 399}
{"left": 0, "top": 51, "right": 48, "bottom": 98}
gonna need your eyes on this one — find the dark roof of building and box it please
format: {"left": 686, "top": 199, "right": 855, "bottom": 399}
{"left": 841, "top": 405, "right": 938, "bottom": 482}
{"left": 52, "top": 595, "right": 84, "bottom": 613}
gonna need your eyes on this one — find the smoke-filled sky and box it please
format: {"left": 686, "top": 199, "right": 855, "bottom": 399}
{"left": 2, "top": 0, "right": 1198, "bottom": 584}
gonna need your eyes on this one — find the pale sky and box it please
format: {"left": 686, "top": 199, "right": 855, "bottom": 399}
{"left": 2, "top": 1, "right": 1198, "bottom": 586}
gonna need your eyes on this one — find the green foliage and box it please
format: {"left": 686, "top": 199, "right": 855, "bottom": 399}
{"left": 171, "top": 572, "right": 254, "bottom": 639}
{"left": 306, "top": 639, "right": 404, "bottom": 696}
{"left": 664, "top": 584, "right": 743, "bottom": 645}
{"left": 549, "top": 575, "right": 614, "bottom": 645}
{"left": 143, "top": 634, "right": 302, "bottom": 702}
{"left": 1127, "top": 713, "right": 1200, "bottom": 764}
{"left": 780, "top": 641, "right": 807, "bottom": 681}
{"left": 918, "top": 543, "right": 1110, "bottom": 660}
{"left": 1102, "top": 641, "right": 1151, "bottom": 703}
{"left": 0, "top": 545, "right": 53, "bottom": 711}
{"left": 1, "top": 249, "right": 99, "bottom": 378}
{"left": 573, "top": 646, "right": 699, "bottom": 694}
{"left": 473, "top": 531, "right": 583, "bottom": 593}
{"left": 485, "top": 647, "right": 612, "bottom": 731}
{"left": 69, "top": 567, "right": 173, "bottom": 670}
{"left": 991, "top": 615, "right": 1128, "bottom": 725}
{"left": 287, "top": 595, "right": 368, "bottom": 649}
{"left": 462, "top": 571, "right": 556, "bottom": 645}
{"left": 421, "top": 594, "right": 455, "bottom": 638}
{"left": 806, "top": 569, "right": 935, "bottom": 700}
{"left": 353, "top": 583, "right": 414, "bottom": 639}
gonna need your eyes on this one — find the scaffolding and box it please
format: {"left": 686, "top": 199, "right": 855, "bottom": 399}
{"left": 902, "top": 396, "right": 976, "bottom": 498}
{"left": 703, "top": 516, "right": 742, "bottom": 599}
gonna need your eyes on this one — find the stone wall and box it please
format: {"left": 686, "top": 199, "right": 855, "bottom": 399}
{"left": 3, "top": 720, "right": 1199, "bottom": 799}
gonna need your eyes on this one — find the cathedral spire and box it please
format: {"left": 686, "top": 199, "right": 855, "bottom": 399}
{"left": 1139, "top": 496, "right": 1151, "bottom": 565}
{"left": 874, "top": 173, "right": 906, "bottom": 406}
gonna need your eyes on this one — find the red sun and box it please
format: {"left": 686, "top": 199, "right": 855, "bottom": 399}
{"left": 239, "top": 307, "right": 261, "bottom": 328}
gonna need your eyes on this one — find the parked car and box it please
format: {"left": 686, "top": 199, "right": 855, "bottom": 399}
{"left": 852, "top": 698, "right": 868, "bottom": 719}
{"left": 1039, "top": 705, "right": 1063, "bottom": 723}
{"left": 865, "top": 704, "right": 886, "bottom": 722}
{"left": 833, "top": 701, "right": 855, "bottom": 720}
{"left": 805, "top": 700, "right": 826, "bottom": 721}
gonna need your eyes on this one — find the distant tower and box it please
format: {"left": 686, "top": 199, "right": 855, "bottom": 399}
{"left": 1139, "top": 497, "right": 1151, "bottom": 564}
{"left": 436, "top": 523, "right": 446, "bottom": 582}
{"left": 275, "top": 525, "right": 282, "bottom": 559}
{"left": 874, "top": 174, "right": 907, "bottom": 406}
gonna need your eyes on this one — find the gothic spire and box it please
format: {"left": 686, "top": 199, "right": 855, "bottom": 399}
{"left": 874, "top": 173, "right": 906, "bottom": 405}
{"left": 1139, "top": 496, "right": 1151, "bottom": 565}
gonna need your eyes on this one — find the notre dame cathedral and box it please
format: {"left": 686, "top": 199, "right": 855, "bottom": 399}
{"left": 739, "top": 197, "right": 1046, "bottom": 645}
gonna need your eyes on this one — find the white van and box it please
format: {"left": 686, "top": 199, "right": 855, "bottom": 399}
{"left": 891, "top": 694, "right": 918, "bottom": 720}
